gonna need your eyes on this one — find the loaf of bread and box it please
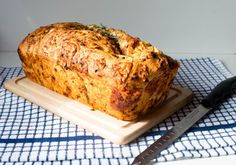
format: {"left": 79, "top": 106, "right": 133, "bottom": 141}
{"left": 18, "top": 22, "right": 179, "bottom": 121}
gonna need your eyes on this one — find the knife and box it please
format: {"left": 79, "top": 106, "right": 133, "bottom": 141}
{"left": 131, "top": 76, "right": 236, "bottom": 165}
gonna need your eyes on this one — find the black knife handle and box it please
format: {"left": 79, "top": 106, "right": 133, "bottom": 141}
{"left": 201, "top": 76, "right": 236, "bottom": 109}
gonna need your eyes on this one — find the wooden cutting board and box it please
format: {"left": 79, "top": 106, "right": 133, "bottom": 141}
{"left": 4, "top": 76, "right": 192, "bottom": 144}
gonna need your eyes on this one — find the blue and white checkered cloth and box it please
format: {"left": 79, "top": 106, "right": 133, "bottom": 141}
{"left": 0, "top": 58, "right": 236, "bottom": 164}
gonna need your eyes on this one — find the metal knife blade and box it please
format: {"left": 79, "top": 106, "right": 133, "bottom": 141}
{"left": 131, "top": 76, "right": 236, "bottom": 165}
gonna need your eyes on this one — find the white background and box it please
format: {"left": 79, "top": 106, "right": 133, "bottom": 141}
{"left": 1, "top": 0, "right": 236, "bottom": 53}
{"left": 0, "top": 0, "right": 236, "bottom": 69}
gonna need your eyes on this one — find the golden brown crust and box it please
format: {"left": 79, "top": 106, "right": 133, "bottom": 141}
{"left": 18, "top": 22, "right": 179, "bottom": 121}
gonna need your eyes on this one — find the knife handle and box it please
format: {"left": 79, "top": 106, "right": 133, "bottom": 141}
{"left": 201, "top": 76, "right": 236, "bottom": 108}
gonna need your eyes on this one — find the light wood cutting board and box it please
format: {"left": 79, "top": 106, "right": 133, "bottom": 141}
{"left": 4, "top": 76, "right": 192, "bottom": 144}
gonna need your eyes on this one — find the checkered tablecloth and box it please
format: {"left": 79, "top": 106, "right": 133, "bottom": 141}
{"left": 0, "top": 58, "right": 236, "bottom": 164}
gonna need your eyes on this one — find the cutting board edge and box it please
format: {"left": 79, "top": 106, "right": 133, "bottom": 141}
{"left": 3, "top": 76, "right": 193, "bottom": 144}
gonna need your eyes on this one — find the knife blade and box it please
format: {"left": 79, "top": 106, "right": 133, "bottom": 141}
{"left": 131, "top": 76, "right": 236, "bottom": 165}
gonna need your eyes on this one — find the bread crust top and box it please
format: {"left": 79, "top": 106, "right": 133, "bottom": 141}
{"left": 19, "top": 22, "right": 179, "bottom": 87}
